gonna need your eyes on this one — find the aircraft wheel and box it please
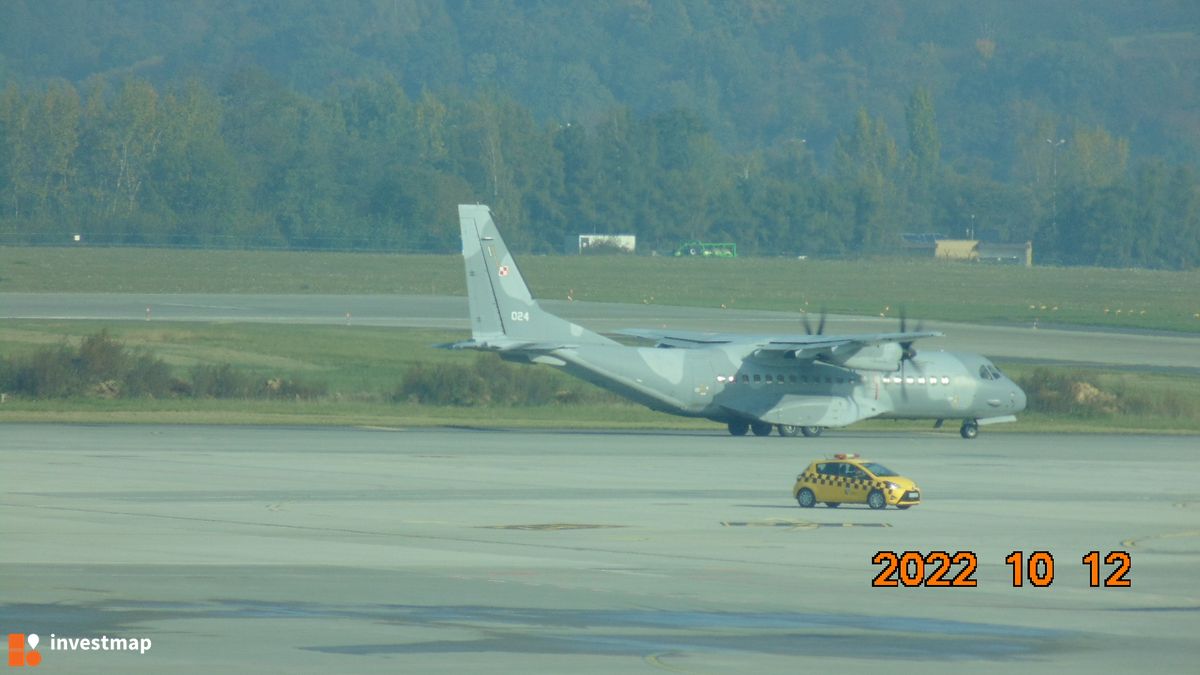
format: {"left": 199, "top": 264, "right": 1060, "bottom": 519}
{"left": 800, "top": 426, "right": 823, "bottom": 438}
{"left": 825, "top": 502, "right": 840, "bottom": 508}
{"left": 960, "top": 420, "right": 979, "bottom": 439}
{"left": 867, "top": 490, "right": 887, "bottom": 510}
{"left": 796, "top": 488, "right": 816, "bottom": 508}
{"left": 750, "top": 421, "right": 773, "bottom": 437}
{"left": 727, "top": 421, "right": 749, "bottom": 437}
{"left": 778, "top": 424, "right": 800, "bottom": 437}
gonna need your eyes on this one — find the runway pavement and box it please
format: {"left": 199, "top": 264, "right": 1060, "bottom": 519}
{"left": 3, "top": 292, "right": 1199, "bottom": 373}
{"left": 2, "top": 425, "right": 1197, "bottom": 673}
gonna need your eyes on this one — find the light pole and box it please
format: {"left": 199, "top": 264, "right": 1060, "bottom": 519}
{"left": 1046, "top": 138, "right": 1065, "bottom": 235}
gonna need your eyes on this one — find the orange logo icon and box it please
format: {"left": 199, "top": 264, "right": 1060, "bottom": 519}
{"left": 7, "top": 634, "right": 41, "bottom": 667}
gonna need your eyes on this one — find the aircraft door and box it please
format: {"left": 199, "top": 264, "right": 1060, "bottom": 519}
{"left": 811, "top": 463, "right": 837, "bottom": 502}
{"left": 842, "top": 465, "right": 872, "bottom": 502}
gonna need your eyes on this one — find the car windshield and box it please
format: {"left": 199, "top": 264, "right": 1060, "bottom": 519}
{"left": 861, "top": 462, "right": 898, "bottom": 477}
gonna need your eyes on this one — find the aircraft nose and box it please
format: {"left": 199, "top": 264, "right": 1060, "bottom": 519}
{"left": 1013, "top": 385, "right": 1027, "bottom": 412}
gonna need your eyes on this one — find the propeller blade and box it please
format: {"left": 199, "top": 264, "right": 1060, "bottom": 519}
{"left": 802, "top": 308, "right": 828, "bottom": 335}
{"left": 897, "top": 306, "right": 924, "bottom": 361}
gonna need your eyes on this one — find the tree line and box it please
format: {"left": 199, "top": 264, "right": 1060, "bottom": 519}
{"left": 1, "top": 75, "right": 1197, "bottom": 268}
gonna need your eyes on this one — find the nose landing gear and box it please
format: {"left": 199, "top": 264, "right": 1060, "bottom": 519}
{"left": 960, "top": 419, "right": 979, "bottom": 439}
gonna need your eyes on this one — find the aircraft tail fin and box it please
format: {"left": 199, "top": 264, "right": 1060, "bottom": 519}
{"left": 458, "top": 204, "right": 615, "bottom": 349}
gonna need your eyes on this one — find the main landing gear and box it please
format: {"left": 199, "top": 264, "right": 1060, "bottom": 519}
{"left": 727, "top": 421, "right": 826, "bottom": 438}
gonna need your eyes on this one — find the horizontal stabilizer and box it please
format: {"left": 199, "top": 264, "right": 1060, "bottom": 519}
{"left": 435, "top": 338, "right": 574, "bottom": 352}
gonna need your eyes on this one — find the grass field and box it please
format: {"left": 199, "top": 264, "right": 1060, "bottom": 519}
{"left": 2, "top": 320, "right": 1197, "bottom": 433}
{"left": 3, "top": 246, "right": 1198, "bottom": 332}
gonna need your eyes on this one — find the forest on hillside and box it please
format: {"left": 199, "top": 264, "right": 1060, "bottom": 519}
{"left": 0, "top": 1, "right": 1197, "bottom": 268}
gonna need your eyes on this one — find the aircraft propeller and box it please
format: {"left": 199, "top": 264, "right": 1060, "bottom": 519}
{"left": 898, "top": 307, "right": 925, "bottom": 400}
{"left": 898, "top": 308, "right": 924, "bottom": 362}
{"left": 803, "top": 308, "right": 827, "bottom": 336}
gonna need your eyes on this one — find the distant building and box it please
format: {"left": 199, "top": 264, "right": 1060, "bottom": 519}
{"left": 978, "top": 241, "right": 1033, "bottom": 267}
{"left": 573, "top": 234, "right": 636, "bottom": 254}
{"left": 935, "top": 239, "right": 980, "bottom": 261}
{"left": 901, "top": 233, "right": 1031, "bottom": 266}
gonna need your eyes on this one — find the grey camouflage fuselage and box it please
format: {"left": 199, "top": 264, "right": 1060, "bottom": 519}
{"left": 447, "top": 204, "right": 1026, "bottom": 438}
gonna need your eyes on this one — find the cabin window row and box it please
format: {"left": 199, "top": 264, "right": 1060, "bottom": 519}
{"left": 879, "top": 375, "right": 952, "bottom": 385}
{"left": 715, "top": 373, "right": 862, "bottom": 385}
{"left": 714, "top": 374, "right": 954, "bottom": 386}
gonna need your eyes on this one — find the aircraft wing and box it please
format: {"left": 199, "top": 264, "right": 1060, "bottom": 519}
{"left": 763, "top": 330, "right": 944, "bottom": 350}
{"left": 615, "top": 328, "right": 737, "bottom": 347}
{"left": 618, "top": 328, "right": 943, "bottom": 370}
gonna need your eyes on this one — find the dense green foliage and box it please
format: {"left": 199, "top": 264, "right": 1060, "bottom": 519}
{"left": 0, "top": 330, "right": 326, "bottom": 400}
{"left": 0, "top": 2, "right": 1197, "bottom": 268}
{"left": 1016, "top": 367, "right": 1199, "bottom": 420}
{"left": 0, "top": 330, "right": 177, "bottom": 398}
{"left": 396, "top": 355, "right": 612, "bottom": 406}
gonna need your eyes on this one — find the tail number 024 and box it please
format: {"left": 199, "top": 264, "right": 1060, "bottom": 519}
{"left": 511, "top": 311, "right": 531, "bottom": 322}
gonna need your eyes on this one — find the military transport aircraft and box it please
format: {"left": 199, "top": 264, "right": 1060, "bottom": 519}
{"left": 445, "top": 204, "right": 1026, "bottom": 439}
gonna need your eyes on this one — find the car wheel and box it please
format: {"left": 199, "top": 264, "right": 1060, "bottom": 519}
{"left": 778, "top": 424, "right": 799, "bottom": 437}
{"left": 796, "top": 488, "right": 816, "bottom": 508}
{"left": 867, "top": 489, "right": 887, "bottom": 510}
{"left": 960, "top": 420, "right": 979, "bottom": 439}
{"left": 800, "top": 426, "right": 823, "bottom": 437}
{"left": 728, "top": 421, "right": 749, "bottom": 436}
{"left": 750, "top": 421, "right": 773, "bottom": 437}
{"left": 825, "top": 502, "right": 840, "bottom": 508}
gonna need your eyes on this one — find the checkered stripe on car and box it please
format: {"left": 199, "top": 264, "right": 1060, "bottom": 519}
{"left": 802, "top": 474, "right": 886, "bottom": 490}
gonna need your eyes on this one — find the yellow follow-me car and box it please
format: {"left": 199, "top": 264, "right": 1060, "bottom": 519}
{"left": 793, "top": 454, "right": 921, "bottom": 510}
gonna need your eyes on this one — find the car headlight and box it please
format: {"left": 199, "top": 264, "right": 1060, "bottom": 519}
{"left": 885, "top": 481, "right": 899, "bottom": 490}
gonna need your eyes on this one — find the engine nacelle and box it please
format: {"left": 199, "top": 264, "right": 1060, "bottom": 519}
{"left": 827, "top": 342, "right": 904, "bottom": 371}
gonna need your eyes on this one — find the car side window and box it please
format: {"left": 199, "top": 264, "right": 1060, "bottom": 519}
{"left": 845, "top": 466, "right": 866, "bottom": 480}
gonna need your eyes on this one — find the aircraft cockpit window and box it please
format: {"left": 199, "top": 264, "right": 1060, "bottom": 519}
{"left": 988, "top": 365, "right": 1003, "bottom": 379}
{"left": 979, "top": 365, "right": 994, "bottom": 380}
